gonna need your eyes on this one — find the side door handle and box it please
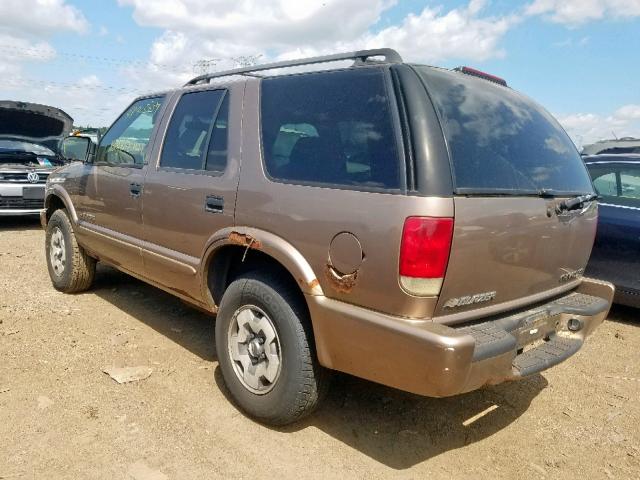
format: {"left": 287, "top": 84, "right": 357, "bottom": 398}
{"left": 130, "top": 182, "right": 142, "bottom": 197}
{"left": 205, "top": 195, "right": 224, "bottom": 213}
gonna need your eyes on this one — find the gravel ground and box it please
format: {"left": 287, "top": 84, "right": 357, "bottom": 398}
{"left": 1, "top": 217, "right": 639, "bottom": 479}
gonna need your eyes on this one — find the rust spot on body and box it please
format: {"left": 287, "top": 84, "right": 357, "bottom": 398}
{"left": 228, "top": 232, "right": 262, "bottom": 250}
{"left": 325, "top": 264, "right": 358, "bottom": 293}
{"left": 308, "top": 278, "right": 320, "bottom": 290}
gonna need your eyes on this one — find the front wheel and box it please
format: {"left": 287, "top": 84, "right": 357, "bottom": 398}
{"left": 45, "top": 209, "right": 96, "bottom": 293}
{"left": 215, "top": 272, "right": 329, "bottom": 425}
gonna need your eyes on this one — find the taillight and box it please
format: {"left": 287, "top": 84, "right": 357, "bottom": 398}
{"left": 399, "top": 217, "right": 454, "bottom": 296}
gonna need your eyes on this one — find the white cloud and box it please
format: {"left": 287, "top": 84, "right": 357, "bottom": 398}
{"left": 0, "top": 69, "right": 134, "bottom": 126}
{"left": 0, "top": 34, "right": 55, "bottom": 67}
{"left": 0, "top": 0, "right": 90, "bottom": 78}
{"left": 557, "top": 105, "right": 640, "bottom": 148}
{"left": 0, "top": 1, "right": 97, "bottom": 125}
{"left": 526, "top": 0, "right": 640, "bottom": 26}
{"left": 115, "top": 0, "right": 517, "bottom": 95}
{"left": 361, "top": 1, "right": 518, "bottom": 62}
{"left": 121, "top": 0, "right": 516, "bottom": 65}
{"left": 119, "top": 0, "right": 393, "bottom": 51}
{"left": 614, "top": 104, "right": 640, "bottom": 120}
{"left": 0, "top": 0, "right": 88, "bottom": 36}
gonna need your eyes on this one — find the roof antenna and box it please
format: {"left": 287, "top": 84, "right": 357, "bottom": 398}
{"left": 612, "top": 131, "right": 618, "bottom": 140}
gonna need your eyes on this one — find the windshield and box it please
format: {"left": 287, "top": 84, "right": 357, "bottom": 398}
{"left": 414, "top": 66, "right": 593, "bottom": 195}
{"left": 0, "top": 139, "right": 56, "bottom": 156}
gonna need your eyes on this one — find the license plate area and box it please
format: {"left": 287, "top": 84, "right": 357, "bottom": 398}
{"left": 22, "top": 186, "right": 45, "bottom": 200}
{"left": 514, "top": 313, "right": 560, "bottom": 349}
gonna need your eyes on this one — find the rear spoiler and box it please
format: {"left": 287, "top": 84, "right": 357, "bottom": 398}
{"left": 453, "top": 66, "right": 507, "bottom": 87}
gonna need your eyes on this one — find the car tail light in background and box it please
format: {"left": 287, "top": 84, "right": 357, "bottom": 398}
{"left": 453, "top": 66, "right": 508, "bottom": 86}
{"left": 399, "top": 217, "right": 454, "bottom": 296}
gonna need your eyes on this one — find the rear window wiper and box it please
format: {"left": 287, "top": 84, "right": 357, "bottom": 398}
{"left": 555, "top": 193, "right": 599, "bottom": 213}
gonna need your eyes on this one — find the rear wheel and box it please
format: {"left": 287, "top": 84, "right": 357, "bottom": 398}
{"left": 215, "top": 272, "right": 329, "bottom": 425}
{"left": 45, "top": 209, "right": 95, "bottom": 293}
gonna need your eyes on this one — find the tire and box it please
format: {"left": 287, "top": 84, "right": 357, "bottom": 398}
{"left": 215, "top": 272, "right": 329, "bottom": 425}
{"left": 45, "top": 209, "right": 96, "bottom": 293}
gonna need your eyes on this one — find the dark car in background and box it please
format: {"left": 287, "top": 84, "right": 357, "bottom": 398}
{"left": 585, "top": 154, "right": 640, "bottom": 307}
{"left": 0, "top": 101, "right": 73, "bottom": 216}
{"left": 582, "top": 137, "right": 640, "bottom": 156}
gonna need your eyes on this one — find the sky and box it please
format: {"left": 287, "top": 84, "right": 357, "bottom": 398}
{"left": 0, "top": 0, "right": 639, "bottom": 149}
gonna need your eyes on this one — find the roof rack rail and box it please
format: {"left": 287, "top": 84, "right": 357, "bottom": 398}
{"left": 184, "top": 48, "right": 403, "bottom": 86}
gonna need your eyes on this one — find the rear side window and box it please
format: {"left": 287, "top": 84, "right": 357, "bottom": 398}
{"left": 415, "top": 67, "right": 593, "bottom": 195}
{"left": 161, "top": 89, "right": 228, "bottom": 172}
{"left": 261, "top": 68, "right": 402, "bottom": 190}
{"left": 589, "top": 163, "right": 640, "bottom": 207}
{"left": 620, "top": 169, "right": 640, "bottom": 200}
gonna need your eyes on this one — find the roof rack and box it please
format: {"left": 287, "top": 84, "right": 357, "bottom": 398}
{"left": 184, "top": 48, "right": 403, "bottom": 86}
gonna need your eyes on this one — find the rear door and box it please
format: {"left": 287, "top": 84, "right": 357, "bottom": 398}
{"left": 141, "top": 83, "right": 241, "bottom": 300}
{"left": 587, "top": 161, "right": 640, "bottom": 295}
{"left": 412, "top": 67, "right": 598, "bottom": 319}
{"left": 236, "top": 67, "right": 414, "bottom": 315}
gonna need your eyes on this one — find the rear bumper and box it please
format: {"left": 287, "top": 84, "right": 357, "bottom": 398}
{"left": 307, "top": 277, "right": 614, "bottom": 397}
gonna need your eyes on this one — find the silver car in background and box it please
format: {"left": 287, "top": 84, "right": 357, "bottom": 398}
{"left": 0, "top": 101, "right": 73, "bottom": 216}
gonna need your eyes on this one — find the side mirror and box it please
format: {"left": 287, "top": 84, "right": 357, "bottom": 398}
{"left": 61, "top": 136, "right": 94, "bottom": 163}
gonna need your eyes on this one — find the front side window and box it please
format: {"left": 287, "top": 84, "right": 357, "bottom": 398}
{"left": 97, "top": 97, "right": 164, "bottom": 166}
{"left": 160, "top": 89, "right": 228, "bottom": 172}
{"left": 205, "top": 94, "right": 229, "bottom": 172}
{"left": 261, "top": 68, "right": 402, "bottom": 190}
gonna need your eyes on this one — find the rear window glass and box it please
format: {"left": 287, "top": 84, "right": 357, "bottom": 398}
{"left": 415, "top": 67, "right": 593, "bottom": 194}
{"left": 260, "top": 68, "right": 402, "bottom": 190}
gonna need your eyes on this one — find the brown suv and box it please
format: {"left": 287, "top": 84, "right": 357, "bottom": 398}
{"left": 42, "top": 49, "right": 614, "bottom": 425}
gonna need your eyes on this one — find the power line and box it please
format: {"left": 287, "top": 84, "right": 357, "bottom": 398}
{"left": 0, "top": 44, "right": 193, "bottom": 74}
{"left": 0, "top": 44, "right": 264, "bottom": 76}
{"left": 1, "top": 75, "right": 151, "bottom": 96}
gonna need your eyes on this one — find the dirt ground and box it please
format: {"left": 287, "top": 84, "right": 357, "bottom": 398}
{"left": 1, "top": 217, "right": 639, "bottom": 480}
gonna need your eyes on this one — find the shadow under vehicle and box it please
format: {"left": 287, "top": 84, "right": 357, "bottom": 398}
{"left": 91, "top": 263, "right": 548, "bottom": 470}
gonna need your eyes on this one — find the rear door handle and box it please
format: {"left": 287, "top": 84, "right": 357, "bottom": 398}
{"left": 205, "top": 195, "right": 224, "bottom": 213}
{"left": 130, "top": 182, "right": 142, "bottom": 197}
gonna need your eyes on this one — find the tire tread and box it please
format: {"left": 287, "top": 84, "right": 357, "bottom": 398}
{"left": 218, "top": 270, "right": 329, "bottom": 425}
{"left": 47, "top": 209, "right": 95, "bottom": 293}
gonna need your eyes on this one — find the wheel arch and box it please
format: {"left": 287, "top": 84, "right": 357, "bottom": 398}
{"left": 44, "top": 186, "right": 78, "bottom": 224}
{"left": 201, "top": 226, "right": 324, "bottom": 311}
